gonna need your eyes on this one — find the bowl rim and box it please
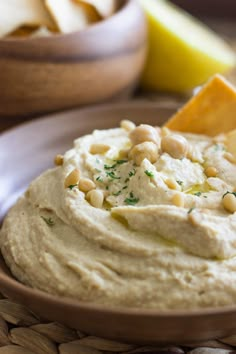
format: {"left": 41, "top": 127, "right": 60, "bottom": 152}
{"left": 1, "top": 255, "right": 236, "bottom": 319}
{"left": 0, "top": 0, "right": 134, "bottom": 43}
{"left": 1, "top": 100, "right": 236, "bottom": 320}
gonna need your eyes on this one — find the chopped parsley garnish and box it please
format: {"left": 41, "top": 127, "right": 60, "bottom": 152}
{"left": 129, "top": 169, "right": 136, "bottom": 177}
{"left": 96, "top": 176, "right": 103, "bottom": 182}
{"left": 125, "top": 192, "right": 139, "bottom": 205}
{"left": 41, "top": 216, "right": 55, "bottom": 227}
{"left": 125, "top": 178, "right": 130, "bottom": 183}
{"left": 106, "top": 185, "right": 109, "bottom": 190}
{"left": 115, "top": 159, "right": 128, "bottom": 165}
{"left": 104, "top": 163, "right": 117, "bottom": 170}
{"left": 104, "top": 160, "right": 128, "bottom": 171}
{"left": 187, "top": 207, "right": 195, "bottom": 214}
{"left": 113, "top": 190, "right": 121, "bottom": 196}
{"left": 123, "top": 186, "right": 128, "bottom": 190}
{"left": 104, "top": 160, "right": 128, "bottom": 170}
{"left": 106, "top": 171, "right": 121, "bottom": 180}
{"left": 68, "top": 184, "right": 77, "bottom": 190}
{"left": 145, "top": 170, "right": 154, "bottom": 178}
{"left": 176, "top": 180, "right": 183, "bottom": 186}
{"left": 194, "top": 192, "right": 202, "bottom": 197}
{"left": 125, "top": 197, "right": 139, "bottom": 205}
{"left": 223, "top": 191, "right": 236, "bottom": 199}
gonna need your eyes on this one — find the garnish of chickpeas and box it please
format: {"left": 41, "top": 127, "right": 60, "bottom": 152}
{"left": 90, "top": 144, "right": 110, "bottom": 154}
{"left": 54, "top": 154, "right": 64, "bottom": 166}
{"left": 130, "top": 124, "right": 161, "bottom": 147}
{"left": 172, "top": 192, "right": 185, "bottom": 207}
{"left": 223, "top": 192, "right": 236, "bottom": 213}
{"left": 129, "top": 141, "right": 159, "bottom": 166}
{"left": 79, "top": 178, "right": 96, "bottom": 193}
{"left": 224, "top": 152, "right": 236, "bottom": 164}
{"left": 86, "top": 189, "right": 104, "bottom": 208}
{"left": 205, "top": 166, "right": 218, "bottom": 178}
{"left": 120, "top": 120, "right": 136, "bottom": 132}
{"left": 64, "top": 169, "right": 80, "bottom": 188}
{"left": 161, "top": 134, "right": 189, "bottom": 159}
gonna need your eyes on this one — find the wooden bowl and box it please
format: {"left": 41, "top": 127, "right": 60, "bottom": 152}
{"left": 1, "top": 102, "right": 236, "bottom": 345}
{"left": 0, "top": 0, "right": 147, "bottom": 118}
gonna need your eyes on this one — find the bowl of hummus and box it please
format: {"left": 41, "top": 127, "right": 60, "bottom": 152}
{"left": 0, "top": 75, "right": 236, "bottom": 344}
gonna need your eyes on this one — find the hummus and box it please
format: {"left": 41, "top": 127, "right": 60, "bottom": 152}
{"left": 1, "top": 122, "right": 236, "bottom": 310}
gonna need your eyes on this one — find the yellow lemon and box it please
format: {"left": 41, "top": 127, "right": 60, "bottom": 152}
{"left": 139, "top": 0, "right": 236, "bottom": 93}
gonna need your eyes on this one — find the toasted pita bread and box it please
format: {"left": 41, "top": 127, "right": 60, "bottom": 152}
{"left": 75, "top": 0, "right": 116, "bottom": 18}
{"left": 45, "top": 0, "right": 99, "bottom": 33}
{"left": 8, "top": 26, "right": 36, "bottom": 38}
{"left": 0, "top": 0, "right": 55, "bottom": 37}
{"left": 76, "top": 1, "right": 101, "bottom": 22}
{"left": 165, "top": 75, "right": 236, "bottom": 136}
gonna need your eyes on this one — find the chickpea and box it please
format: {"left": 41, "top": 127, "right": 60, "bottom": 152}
{"left": 130, "top": 124, "right": 160, "bottom": 146}
{"left": 161, "top": 127, "right": 171, "bottom": 137}
{"left": 87, "top": 190, "right": 104, "bottom": 208}
{"left": 119, "top": 148, "right": 129, "bottom": 158}
{"left": 79, "top": 178, "right": 96, "bottom": 193}
{"left": 161, "top": 134, "right": 188, "bottom": 159}
{"left": 205, "top": 166, "right": 218, "bottom": 178}
{"left": 223, "top": 193, "right": 236, "bottom": 213}
{"left": 172, "top": 193, "right": 185, "bottom": 207}
{"left": 129, "top": 142, "right": 159, "bottom": 166}
{"left": 90, "top": 144, "right": 110, "bottom": 154}
{"left": 165, "top": 178, "right": 181, "bottom": 191}
{"left": 54, "top": 154, "right": 64, "bottom": 166}
{"left": 224, "top": 152, "right": 236, "bottom": 164}
{"left": 64, "top": 169, "right": 80, "bottom": 188}
{"left": 120, "top": 120, "right": 136, "bottom": 132}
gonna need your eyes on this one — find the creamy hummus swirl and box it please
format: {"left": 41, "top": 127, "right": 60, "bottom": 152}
{"left": 1, "top": 124, "right": 236, "bottom": 309}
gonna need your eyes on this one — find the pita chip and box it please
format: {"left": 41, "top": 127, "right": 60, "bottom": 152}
{"left": 0, "top": 0, "right": 55, "bottom": 37}
{"left": 76, "top": 0, "right": 117, "bottom": 18}
{"left": 8, "top": 26, "right": 36, "bottom": 38}
{"left": 165, "top": 75, "right": 236, "bottom": 136}
{"left": 45, "top": 0, "right": 99, "bottom": 33}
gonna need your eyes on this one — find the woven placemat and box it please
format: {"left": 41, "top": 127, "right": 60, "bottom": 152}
{"left": 0, "top": 294, "right": 235, "bottom": 354}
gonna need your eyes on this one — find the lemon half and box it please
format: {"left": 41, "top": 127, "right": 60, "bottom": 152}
{"left": 139, "top": 0, "right": 236, "bottom": 93}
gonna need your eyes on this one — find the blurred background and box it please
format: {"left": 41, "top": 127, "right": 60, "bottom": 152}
{"left": 139, "top": 0, "right": 236, "bottom": 98}
{"left": 172, "top": 0, "right": 236, "bottom": 18}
